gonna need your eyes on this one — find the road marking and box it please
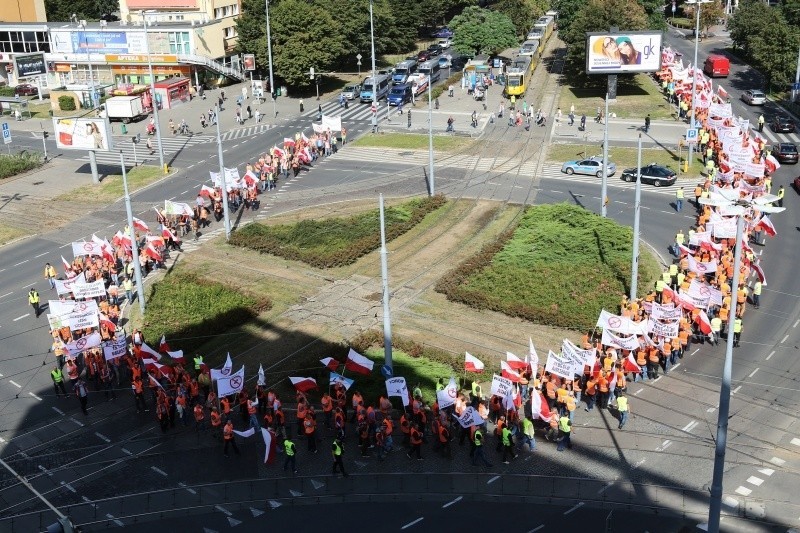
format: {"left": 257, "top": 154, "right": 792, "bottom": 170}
{"left": 95, "top": 432, "right": 111, "bottom": 443}
{"left": 178, "top": 482, "right": 197, "bottom": 495}
{"left": 214, "top": 505, "right": 232, "bottom": 516}
{"left": 151, "top": 466, "right": 168, "bottom": 476}
{"left": 633, "top": 388, "right": 643, "bottom": 396}
{"left": 781, "top": 335, "right": 789, "bottom": 343}
{"left": 106, "top": 223, "right": 115, "bottom": 228}
{"left": 527, "top": 526, "right": 544, "bottom": 533}
{"left": 735, "top": 486, "right": 752, "bottom": 496}
{"left": 791, "top": 438, "right": 800, "bottom": 447}
{"left": 793, "top": 319, "right": 799, "bottom": 328}
{"left": 632, "top": 459, "right": 646, "bottom": 469}
{"left": 732, "top": 385, "right": 742, "bottom": 394}
{"left": 0, "top": 292, "right": 12, "bottom": 298}
{"left": 187, "top": 164, "right": 194, "bottom": 169}
{"left": 121, "top": 448, "right": 132, "bottom": 455}
{"left": 747, "top": 476, "right": 764, "bottom": 486}
{"left": 564, "top": 502, "right": 584, "bottom": 515}
{"left": 758, "top": 468, "right": 774, "bottom": 476}
{"left": 59, "top": 243, "right": 70, "bottom": 248}
{"left": 13, "top": 314, "right": 29, "bottom": 321}
{"left": 34, "top": 252, "right": 48, "bottom": 258}
{"left": 707, "top": 407, "right": 717, "bottom": 413}
{"left": 597, "top": 481, "right": 614, "bottom": 494}
{"left": 401, "top": 517, "right": 424, "bottom": 530}
{"left": 61, "top": 481, "right": 77, "bottom": 493}
{"left": 13, "top": 260, "right": 28, "bottom": 266}
{"left": 672, "top": 363, "right": 681, "bottom": 370}
{"left": 660, "top": 440, "right": 672, "bottom": 451}
{"left": 748, "top": 368, "right": 759, "bottom": 378}
{"left": 181, "top": 190, "right": 189, "bottom": 194}
{"left": 106, "top": 513, "right": 124, "bottom": 527}
{"left": 767, "top": 350, "right": 775, "bottom": 361}
{"left": 81, "top": 496, "right": 96, "bottom": 508}
{"left": 770, "top": 457, "right": 786, "bottom": 466}
{"left": 682, "top": 420, "right": 699, "bottom": 432}
{"left": 691, "top": 348, "right": 699, "bottom": 355}
{"left": 487, "top": 475, "right": 500, "bottom": 484}
{"left": 52, "top": 407, "right": 65, "bottom": 416}
{"left": 38, "top": 465, "right": 52, "bottom": 476}
{"left": 8, "top": 380, "right": 21, "bottom": 388}
{"left": 28, "top": 392, "right": 42, "bottom": 401}
{"left": 167, "top": 196, "right": 176, "bottom": 201}
{"left": 653, "top": 376, "right": 662, "bottom": 382}
{"left": 442, "top": 496, "right": 462, "bottom": 508}
{"left": 70, "top": 417, "right": 84, "bottom": 427}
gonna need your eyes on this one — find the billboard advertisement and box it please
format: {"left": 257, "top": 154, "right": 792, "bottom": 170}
{"left": 15, "top": 53, "right": 46, "bottom": 78}
{"left": 243, "top": 54, "right": 256, "bottom": 71}
{"left": 52, "top": 118, "right": 113, "bottom": 152}
{"left": 50, "top": 30, "right": 148, "bottom": 55}
{"left": 585, "top": 32, "right": 662, "bottom": 74}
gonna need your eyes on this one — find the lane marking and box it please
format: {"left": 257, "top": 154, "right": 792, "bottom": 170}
{"left": 61, "top": 481, "right": 77, "bottom": 493}
{"left": 13, "top": 260, "right": 28, "bottom": 266}
{"left": 151, "top": 466, "right": 168, "bottom": 476}
{"left": 442, "top": 496, "right": 462, "bottom": 508}
{"left": 401, "top": 517, "right": 424, "bottom": 530}
{"left": 34, "top": 252, "right": 48, "bottom": 258}
{"left": 707, "top": 407, "right": 717, "bottom": 413}
{"left": 28, "top": 392, "right": 42, "bottom": 401}
{"left": 653, "top": 376, "right": 662, "bottom": 383}
{"left": 528, "top": 526, "right": 545, "bottom": 533}
{"left": 746, "top": 476, "right": 764, "bottom": 487}
{"left": 106, "top": 513, "right": 124, "bottom": 527}
{"left": 13, "top": 314, "right": 29, "bottom": 321}
{"left": 0, "top": 292, "right": 12, "bottom": 298}
{"left": 52, "top": 406, "right": 65, "bottom": 416}
{"left": 178, "top": 482, "right": 197, "bottom": 495}
{"left": 735, "top": 486, "right": 752, "bottom": 496}
{"left": 634, "top": 388, "right": 643, "bottom": 396}
{"left": 38, "top": 465, "right": 52, "bottom": 476}
{"left": 672, "top": 363, "right": 681, "bottom": 370}
{"left": 95, "top": 432, "right": 111, "bottom": 443}
{"left": 758, "top": 468, "right": 774, "bottom": 476}
{"left": 597, "top": 481, "right": 614, "bottom": 494}
{"left": 766, "top": 350, "right": 775, "bottom": 361}
{"left": 791, "top": 438, "right": 800, "bottom": 447}
{"left": 748, "top": 368, "right": 759, "bottom": 378}
{"left": 691, "top": 348, "right": 699, "bottom": 355}
{"left": 9, "top": 380, "right": 21, "bottom": 388}
{"left": 70, "top": 418, "right": 84, "bottom": 427}
{"left": 563, "top": 502, "right": 584, "bottom": 515}
{"left": 632, "top": 459, "right": 646, "bottom": 469}
{"left": 732, "top": 385, "right": 742, "bottom": 394}
{"left": 682, "top": 420, "right": 699, "bottom": 432}
{"left": 487, "top": 475, "right": 500, "bottom": 484}
{"left": 723, "top": 496, "right": 740, "bottom": 509}
{"left": 81, "top": 496, "right": 97, "bottom": 508}
{"left": 781, "top": 335, "right": 789, "bottom": 343}
{"left": 181, "top": 190, "right": 189, "bottom": 194}
{"left": 121, "top": 448, "right": 132, "bottom": 455}
{"left": 770, "top": 457, "right": 786, "bottom": 466}
{"left": 793, "top": 319, "right": 799, "bottom": 328}
{"left": 214, "top": 505, "right": 232, "bottom": 516}
{"left": 59, "top": 243, "right": 70, "bottom": 248}
{"left": 167, "top": 196, "right": 176, "bottom": 201}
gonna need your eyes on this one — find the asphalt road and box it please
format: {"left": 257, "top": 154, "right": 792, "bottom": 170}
{"left": 0, "top": 35, "right": 799, "bottom": 532}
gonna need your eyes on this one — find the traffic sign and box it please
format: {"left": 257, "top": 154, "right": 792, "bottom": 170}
{"left": 381, "top": 365, "right": 393, "bottom": 379}
{"left": 686, "top": 128, "right": 698, "bottom": 143}
{"left": 2, "top": 122, "right": 11, "bottom": 145}
{"left": 370, "top": 103, "right": 377, "bottom": 114}
{"left": 792, "top": 83, "right": 800, "bottom": 91}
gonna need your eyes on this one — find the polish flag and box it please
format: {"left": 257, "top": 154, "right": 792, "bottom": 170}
{"left": 272, "top": 146, "right": 285, "bottom": 157}
{"left": 143, "top": 244, "right": 162, "bottom": 262}
{"left": 61, "top": 255, "right": 72, "bottom": 272}
{"left": 505, "top": 351, "right": 527, "bottom": 370}
{"left": 159, "top": 335, "right": 171, "bottom": 353}
{"left": 695, "top": 310, "right": 712, "bottom": 335}
{"left": 344, "top": 348, "right": 374, "bottom": 375}
{"left": 261, "top": 427, "right": 276, "bottom": 464}
{"left": 283, "top": 137, "right": 295, "bottom": 146}
{"left": 755, "top": 215, "right": 776, "bottom": 237}
{"left": 530, "top": 391, "right": 551, "bottom": 421}
{"left": 464, "top": 352, "right": 484, "bottom": 373}
{"left": 500, "top": 361, "right": 522, "bottom": 382}
{"left": 243, "top": 170, "right": 258, "bottom": 187}
{"left": 764, "top": 154, "right": 781, "bottom": 173}
{"left": 199, "top": 184, "right": 216, "bottom": 198}
{"left": 167, "top": 350, "right": 185, "bottom": 364}
{"left": 320, "top": 357, "right": 340, "bottom": 371}
{"left": 162, "top": 227, "right": 181, "bottom": 244}
{"left": 747, "top": 257, "right": 767, "bottom": 285}
{"left": 289, "top": 376, "right": 318, "bottom": 392}
{"left": 92, "top": 234, "right": 115, "bottom": 263}
{"left": 138, "top": 341, "right": 162, "bottom": 361}
{"left": 148, "top": 373, "right": 165, "bottom": 390}
{"left": 622, "top": 353, "right": 642, "bottom": 373}
{"left": 112, "top": 230, "right": 132, "bottom": 248}
{"left": 132, "top": 217, "right": 149, "bottom": 233}
{"left": 152, "top": 361, "right": 176, "bottom": 382}
{"left": 301, "top": 132, "right": 309, "bottom": 142}
{"left": 99, "top": 313, "right": 116, "bottom": 333}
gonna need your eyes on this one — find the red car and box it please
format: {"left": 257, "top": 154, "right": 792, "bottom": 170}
{"left": 417, "top": 50, "right": 431, "bottom": 62}
{"left": 794, "top": 175, "right": 800, "bottom": 192}
{"left": 14, "top": 84, "right": 38, "bottom": 96}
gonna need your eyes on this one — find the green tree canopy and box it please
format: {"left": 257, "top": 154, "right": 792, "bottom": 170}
{"left": 45, "top": 0, "right": 118, "bottom": 21}
{"left": 684, "top": 0, "right": 726, "bottom": 34}
{"left": 492, "top": 0, "right": 548, "bottom": 39}
{"left": 781, "top": 0, "right": 800, "bottom": 27}
{"left": 561, "top": 0, "right": 649, "bottom": 73}
{"left": 749, "top": 24, "right": 800, "bottom": 89}
{"left": 728, "top": 0, "right": 783, "bottom": 58}
{"left": 551, "top": 0, "right": 586, "bottom": 36}
{"left": 450, "top": 6, "right": 518, "bottom": 57}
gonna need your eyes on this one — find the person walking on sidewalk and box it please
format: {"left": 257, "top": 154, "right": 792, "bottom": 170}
{"left": 644, "top": 114, "right": 651, "bottom": 133}
{"left": 283, "top": 437, "right": 297, "bottom": 474}
{"left": 74, "top": 378, "right": 89, "bottom": 415}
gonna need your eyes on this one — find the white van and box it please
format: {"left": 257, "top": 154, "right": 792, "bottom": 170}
{"left": 360, "top": 74, "right": 391, "bottom": 103}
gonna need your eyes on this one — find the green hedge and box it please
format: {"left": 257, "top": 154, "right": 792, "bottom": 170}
{"left": 230, "top": 195, "right": 447, "bottom": 268}
{"left": 0, "top": 151, "right": 44, "bottom": 180}
{"left": 0, "top": 87, "right": 14, "bottom": 97}
{"left": 142, "top": 272, "right": 272, "bottom": 354}
{"left": 58, "top": 95, "right": 76, "bottom": 111}
{"left": 436, "top": 203, "right": 661, "bottom": 332}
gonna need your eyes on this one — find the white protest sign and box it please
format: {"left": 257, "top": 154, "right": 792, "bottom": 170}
{"left": 651, "top": 303, "right": 682, "bottom": 321}
{"left": 490, "top": 374, "right": 513, "bottom": 397}
{"left": 545, "top": 350, "right": 574, "bottom": 379}
{"left": 436, "top": 377, "right": 458, "bottom": 409}
{"left": 72, "top": 241, "right": 103, "bottom": 258}
{"left": 385, "top": 377, "right": 410, "bottom": 406}
{"left": 55, "top": 272, "right": 86, "bottom": 296}
{"left": 647, "top": 319, "right": 680, "bottom": 338}
{"left": 65, "top": 332, "right": 102, "bottom": 355}
{"left": 453, "top": 406, "right": 485, "bottom": 428}
{"left": 103, "top": 338, "right": 128, "bottom": 361}
{"left": 601, "top": 329, "right": 641, "bottom": 351}
{"left": 72, "top": 280, "right": 107, "bottom": 299}
{"left": 218, "top": 365, "right": 245, "bottom": 397}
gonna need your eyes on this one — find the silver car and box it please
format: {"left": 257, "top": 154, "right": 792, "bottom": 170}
{"left": 341, "top": 83, "right": 361, "bottom": 100}
{"left": 741, "top": 89, "right": 766, "bottom": 106}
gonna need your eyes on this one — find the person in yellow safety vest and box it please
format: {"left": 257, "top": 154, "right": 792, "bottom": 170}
{"left": 752, "top": 281, "right": 762, "bottom": 309}
{"left": 710, "top": 316, "right": 722, "bottom": 345}
{"left": 331, "top": 437, "right": 348, "bottom": 476}
{"left": 470, "top": 380, "right": 482, "bottom": 407}
{"left": 283, "top": 437, "right": 297, "bottom": 474}
{"left": 674, "top": 229, "right": 684, "bottom": 256}
{"left": 668, "top": 263, "right": 678, "bottom": 287}
{"left": 764, "top": 176, "right": 772, "bottom": 194}
{"left": 705, "top": 158, "right": 714, "bottom": 176}
{"left": 733, "top": 318, "right": 743, "bottom": 347}
{"left": 616, "top": 393, "right": 630, "bottom": 429}
{"left": 123, "top": 277, "right": 133, "bottom": 303}
{"left": 51, "top": 366, "right": 67, "bottom": 397}
{"left": 705, "top": 146, "right": 713, "bottom": 166}
{"left": 675, "top": 187, "right": 684, "bottom": 212}
{"left": 472, "top": 428, "right": 492, "bottom": 467}
{"left": 556, "top": 415, "right": 572, "bottom": 451}
{"left": 193, "top": 354, "right": 204, "bottom": 371}
{"left": 758, "top": 114, "right": 765, "bottom": 132}
{"left": 777, "top": 186, "right": 784, "bottom": 208}
{"left": 28, "top": 288, "right": 40, "bottom": 318}
{"left": 43, "top": 263, "right": 57, "bottom": 290}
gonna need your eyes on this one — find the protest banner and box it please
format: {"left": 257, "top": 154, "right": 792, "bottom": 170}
{"left": 490, "top": 374, "right": 513, "bottom": 398}
{"left": 103, "top": 338, "right": 128, "bottom": 361}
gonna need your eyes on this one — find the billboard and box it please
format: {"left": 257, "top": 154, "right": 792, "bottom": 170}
{"left": 50, "top": 29, "right": 148, "bottom": 55}
{"left": 15, "top": 53, "right": 46, "bottom": 78}
{"left": 53, "top": 118, "right": 113, "bottom": 152}
{"left": 585, "top": 32, "right": 662, "bottom": 74}
{"left": 243, "top": 54, "right": 256, "bottom": 71}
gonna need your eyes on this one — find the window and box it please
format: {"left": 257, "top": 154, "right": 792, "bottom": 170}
{"left": 168, "top": 31, "right": 190, "bottom": 54}
{"left": 224, "top": 27, "right": 236, "bottom": 38}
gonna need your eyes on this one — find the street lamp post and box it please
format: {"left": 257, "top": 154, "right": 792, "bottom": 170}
{"left": 265, "top": 0, "right": 276, "bottom": 118}
{"left": 141, "top": 11, "right": 166, "bottom": 174}
{"left": 629, "top": 134, "right": 643, "bottom": 300}
{"left": 601, "top": 92, "right": 609, "bottom": 217}
{"left": 369, "top": 0, "right": 377, "bottom": 109}
{"left": 120, "top": 150, "right": 146, "bottom": 315}
{"left": 687, "top": 0, "right": 711, "bottom": 167}
{"left": 79, "top": 21, "right": 100, "bottom": 184}
{"left": 428, "top": 77, "right": 434, "bottom": 196}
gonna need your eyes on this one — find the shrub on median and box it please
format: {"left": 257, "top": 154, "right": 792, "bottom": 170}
{"left": 0, "top": 151, "right": 44, "bottom": 180}
{"left": 435, "top": 203, "right": 661, "bottom": 332}
{"left": 229, "top": 195, "right": 448, "bottom": 268}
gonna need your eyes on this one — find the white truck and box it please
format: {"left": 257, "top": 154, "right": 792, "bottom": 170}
{"left": 103, "top": 95, "right": 146, "bottom": 123}
{"left": 406, "top": 73, "right": 429, "bottom": 97}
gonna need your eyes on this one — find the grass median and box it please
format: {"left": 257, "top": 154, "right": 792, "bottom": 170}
{"left": 0, "top": 225, "right": 28, "bottom": 246}
{"left": 560, "top": 73, "right": 674, "bottom": 121}
{"left": 350, "top": 132, "right": 474, "bottom": 152}
{"left": 547, "top": 142, "right": 707, "bottom": 177}
{"left": 55, "top": 165, "right": 165, "bottom": 204}
{"left": 436, "top": 203, "right": 662, "bottom": 332}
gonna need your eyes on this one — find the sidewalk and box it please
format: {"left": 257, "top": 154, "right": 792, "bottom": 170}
{"left": 552, "top": 116, "right": 691, "bottom": 148}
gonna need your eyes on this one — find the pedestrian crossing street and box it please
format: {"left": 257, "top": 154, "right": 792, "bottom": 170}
{"left": 300, "top": 99, "right": 384, "bottom": 123}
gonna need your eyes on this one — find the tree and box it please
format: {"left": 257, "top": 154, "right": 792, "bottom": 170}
{"left": 561, "top": 0, "right": 649, "bottom": 72}
{"left": 552, "top": 0, "right": 587, "bottom": 36}
{"left": 450, "top": 6, "right": 518, "bottom": 57}
{"left": 235, "top": 0, "right": 270, "bottom": 78}
{"left": 749, "top": 23, "right": 800, "bottom": 90}
{"left": 728, "top": 0, "right": 781, "bottom": 58}
{"left": 683, "top": 0, "right": 725, "bottom": 35}
{"left": 639, "top": 0, "right": 668, "bottom": 30}
{"left": 781, "top": 0, "right": 800, "bottom": 27}
{"left": 492, "top": 0, "right": 548, "bottom": 38}
{"left": 45, "top": 0, "right": 118, "bottom": 21}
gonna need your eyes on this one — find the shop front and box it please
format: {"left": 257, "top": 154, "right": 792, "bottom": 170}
{"left": 153, "top": 77, "right": 191, "bottom": 109}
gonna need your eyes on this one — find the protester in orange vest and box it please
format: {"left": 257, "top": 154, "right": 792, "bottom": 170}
{"left": 210, "top": 407, "right": 222, "bottom": 439}
{"left": 223, "top": 420, "right": 240, "bottom": 457}
{"left": 304, "top": 413, "right": 318, "bottom": 453}
{"left": 407, "top": 423, "right": 423, "bottom": 460}
{"left": 193, "top": 403, "right": 206, "bottom": 431}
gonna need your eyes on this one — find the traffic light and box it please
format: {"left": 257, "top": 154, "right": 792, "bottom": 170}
{"left": 42, "top": 131, "right": 49, "bottom": 138}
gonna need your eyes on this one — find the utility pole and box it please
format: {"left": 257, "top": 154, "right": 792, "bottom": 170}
{"left": 793, "top": 44, "right": 800, "bottom": 103}
{"left": 265, "top": 0, "right": 276, "bottom": 117}
{"left": 379, "top": 194, "right": 393, "bottom": 373}
{"left": 215, "top": 104, "right": 231, "bottom": 240}
{"left": 80, "top": 21, "right": 100, "bottom": 185}
{"left": 601, "top": 92, "right": 609, "bottom": 217}
{"left": 142, "top": 11, "right": 166, "bottom": 174}
{"left": 428, "top": 79, "right": 434, "bottom": 196}
{"left": 0, "top": 457, "right": 73, "bottom": 533}
{"left": 121, "top": 151, "right": 146, "bottom": 315}
{"left": 629, "top": 134, "right": 642, "bottom": 300}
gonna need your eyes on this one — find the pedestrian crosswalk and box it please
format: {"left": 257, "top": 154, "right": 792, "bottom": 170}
{"left": 754, "top": 126, "right": 799, "bottom": 145}
{"left": 76, "top": 134, "right": 216, "bottom": 166}
{"left": 300, "top": 100, "right": 382, "bottom": 123}
{"left": 538, "top": 164, "right": 683, "bottom": 196}
{"left": 220, "top": 124, "right": 275, "bottom": 141}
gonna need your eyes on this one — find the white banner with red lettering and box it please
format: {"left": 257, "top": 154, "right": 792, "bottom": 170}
{"left": 651, "top": 302, "right": 682, "bottom": 321}
{"left": 72, "top": 241, "right": 103, "bottom": 258}
{"left": 103, "top": 338, "right": 128, "bottom": 361}
{"left": 647, "top": 318, "right": 679, "bottom": 338}
{"left": 72, "top": 280, "right": 107, "bottom": 299}
{"left": 55, "top": 272, "right": 86, "bottom": 296}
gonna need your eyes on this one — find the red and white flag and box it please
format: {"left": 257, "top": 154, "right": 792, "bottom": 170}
{"left": 755, "top": 215, "right": 776, "bottom": 237}
{"left": 695, "top": 310, "right": 712, "bottom": 335}
{"left": 132, "top": 217, "right": 149, "bottom": 233}
{"left": 199, "top": 184, "right": 216, "bottom": 197}
{"left": 148, "top": 373, "right": 165, "bottom": 391}
{"left": 138, "top": 342, "right": 162, "bottom": 361}
{"left": 500, "top": 360, "right": 521, "bottom": 383}
{"left": 530, "top": 391, "right": 551, "bottom": 421}
{"left": 92, "top": 234, "right": 115, "bottom": 263}
{"left": 301, "top": 132, "right": 309, "bottom": 142}
{"left": 344, "top": 348, "right": 373, "bottom": 375}
{"left": 162, "top": 227, "right": 181, "bottom": 244}
{"left": 505, "top": 351, "right": 527, "bottom": 370}
{"left": 61, "top": 255, "right": 72, "bottom": 272}
{"left": 272, "top": 146, "right": 285, "bottom": 157}
{"left": 159, "top": 335, "right": 171, "bottom": 353}
{"left": 528, "top": 338, "right": 539, "bottom": 370}
{"left": 143, "top": 244, "right": 162, "bottom": 262}
{"left": 167, "top": 350, "right": 185, "bottom": 364}
{"left": 261, "top": 427, "right": 276, "bottom": 464}
{"left": 320, "top": 357, "right": 340, "bottom": 371}
{"left": 289, "top": 376, "right": 318, "bottom": 392}
{"left": 112, "top": 230, "right": 132, "bottom": 248}
{"left": 283, "top": 137, "right": 295, "bottom": 147}
{"left": 622, "top": 353, "right": 642, "bottom": 373}
{"left": 764, "top": 154, "right": 781, "bottom": 173}
{"left": 464, "top": 352, "right": 484, "bottom": 373}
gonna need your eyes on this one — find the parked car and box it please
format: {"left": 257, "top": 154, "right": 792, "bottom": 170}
{"left": 417, "top": 50, "right": 432, "bottom": 62}
{"left": 561, "top": 156, "right": 616, "bottom": 178}
{"left": 14, "top": 84, "right": 38, "bottom": 96}
{"left": 432, "top": 27, "right": 453, "bottom": 38}
{"left": 437, "top": 38, "right": 451, "bottom": 49}
{"left": 772, "top": 143, "right": 798, "bottom": 164}
{"left": 427, "top": 44, "right": 443, "bottom": 56}
{"left": 620, "top": 164, "right": 677, "bottom": 187}
{"left": 740, "top": 89, "right": 766, "bottom": 106}
{"left": 438, "top": 55, "right": 452, "bottom": 69}
{"left": 341, "top": 83, "right": 361, "bottom": 100}
{"left": 771, "top": 115, "right": 796, "bottom": 133}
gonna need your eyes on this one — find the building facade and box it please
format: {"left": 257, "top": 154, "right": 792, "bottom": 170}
{"left": 2, "top": 0, "right": 47, "bottom": 23}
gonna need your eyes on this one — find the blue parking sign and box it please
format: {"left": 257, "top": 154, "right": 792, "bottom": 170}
{"left": 686, "top": 128, "right": 698, "bottom": 143}
{"left": 2, "top": 122, "right": 11, "bottom": 145}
